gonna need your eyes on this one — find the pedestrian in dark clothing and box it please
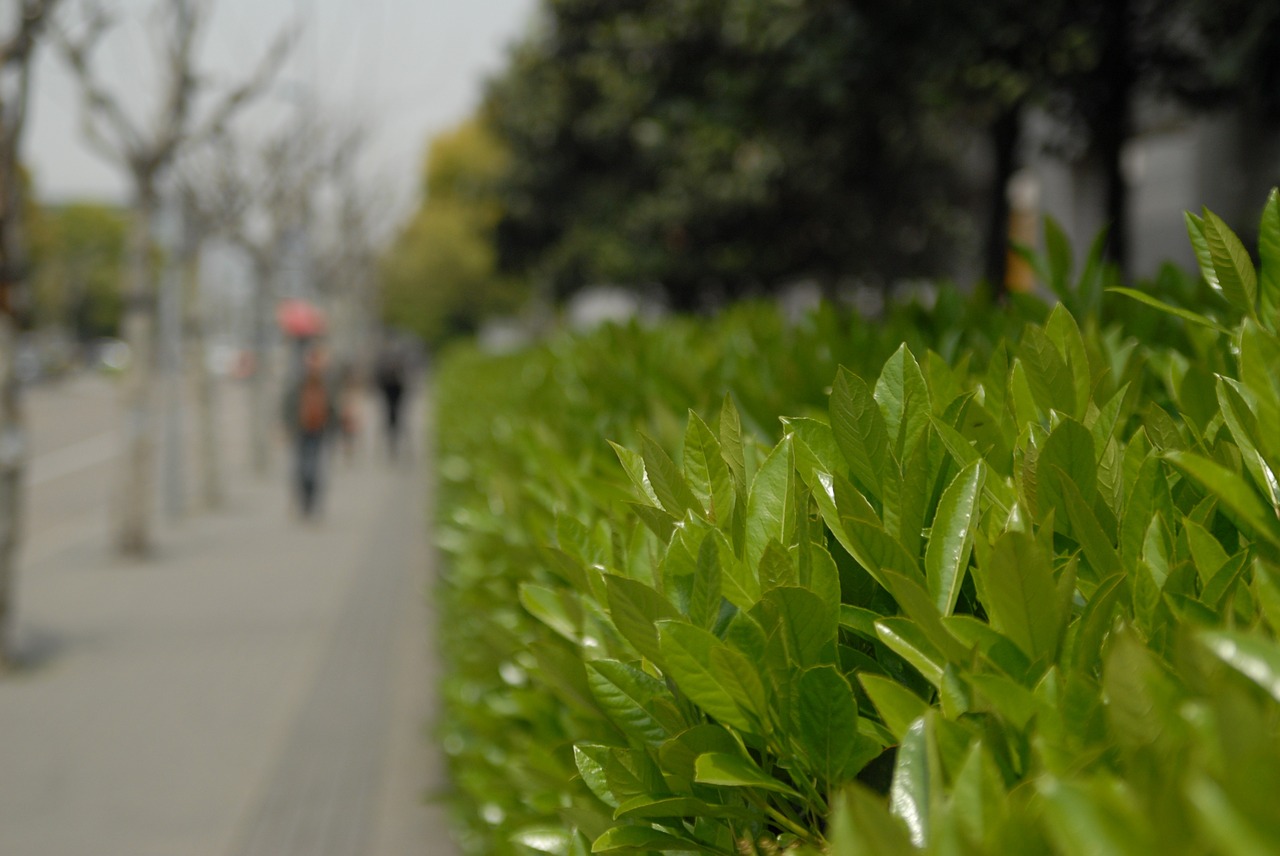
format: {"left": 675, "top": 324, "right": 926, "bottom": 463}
{"left": 374, "top": 343, "right": 407, "bottom": 460}
{"left": 282, "top": 346, "right": 338, "bottom": 517}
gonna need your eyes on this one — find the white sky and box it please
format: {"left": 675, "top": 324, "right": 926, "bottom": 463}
{"left": 22, "top": 0, "right": 538, "bottom": 212}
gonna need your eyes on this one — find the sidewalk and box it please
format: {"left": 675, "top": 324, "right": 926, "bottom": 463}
{"left": 0, "top": 391, "right": 452, "bottom": 856}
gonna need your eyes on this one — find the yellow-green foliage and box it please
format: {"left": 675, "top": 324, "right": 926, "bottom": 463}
{"left": 380, "top": 116, "right": 525, "bottom": 345}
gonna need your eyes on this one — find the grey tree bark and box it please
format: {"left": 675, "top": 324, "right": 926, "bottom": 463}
{"left": 57, "top": 0, "right": 294, "bottom": 556}
{"left": 0, "top": 0, "right": 61, "bottom": 667}
{"left": 178, "top": 196, "right": 223, "bottom": 508}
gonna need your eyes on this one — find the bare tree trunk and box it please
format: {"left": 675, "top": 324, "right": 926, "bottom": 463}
{"left": 248, "top": 256, "right": 274, "bottom": 477}
{"left": 984, "top": 103, "right": 1022, "bottom": 301}
{"left": 180, "top": 212, "right": 222, "bottom": 509}
{"left": 0, "top": 307, "right": 23, "bottom": 670}
{"left": 115, "top": 182, "right": 158, "bottom": 557}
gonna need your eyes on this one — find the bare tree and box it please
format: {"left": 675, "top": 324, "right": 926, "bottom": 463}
{"left": 0, "top": 0, "right": 63, "bottom": 669}
{"left": 57, "top": 0, "right": 292, "bottom": 556}
{"left": 200, "top": 117, "right": 355, "bottom": 477}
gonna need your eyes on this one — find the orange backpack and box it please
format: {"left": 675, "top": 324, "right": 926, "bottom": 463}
{"left": 299, "top": 378, "right": 329, "bottom": 433}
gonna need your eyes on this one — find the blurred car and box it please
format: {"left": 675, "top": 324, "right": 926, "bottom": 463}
{"left": 87, "top": 338, "right": 131, "bottom": 373}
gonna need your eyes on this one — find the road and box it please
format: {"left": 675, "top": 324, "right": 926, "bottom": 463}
{"left": 0, "top": 372, "right": 453, "bottom": 856}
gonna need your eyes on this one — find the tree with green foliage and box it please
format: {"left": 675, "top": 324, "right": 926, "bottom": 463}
{"left": 486, "top": 0, "right": 968, "bottom": 309}
{"left": 379, "top": 117, "right": 525, "bottom": 346}
{"left": 27, "top": 202, "right": 127, "bottom": 339}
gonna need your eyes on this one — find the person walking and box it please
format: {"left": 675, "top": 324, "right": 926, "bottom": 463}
{"left": 282, "top": 345, "right": 338, "bottom": 518}
{"left": 374, "top": 341, "right": 407, "bottom": 461}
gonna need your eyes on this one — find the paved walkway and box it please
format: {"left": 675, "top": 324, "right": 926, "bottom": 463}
{"left": 0, "top": 382, "right": 453, "bottom": 856}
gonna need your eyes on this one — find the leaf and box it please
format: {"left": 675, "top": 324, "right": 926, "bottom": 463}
{"left": 745, "top": 436, "right": 795, "bottom": 572}
{"left": 684, "top": 410, "right": 735, "bottom": 524}
{"left": 1034, "top": 418, "right": 1097, "bottom": 517}
{"left": 1200, "top": 629, "right": 1280, "bottom": 703}
{"left": 709, "top": 645, "right": 770, "bottom": 733}
{"left": 591, "top": 825, "right": 717, "bottom": 854}
{"left": 640, "top": 434, "right": 701, "bottom": 519}
{"left": 720, "top": 394, "right": 747, "bottom": 489}
{"left": 611, "top": 440, "right": 660, "bottom": 506}
{"left": 1019, "top": 325, "right": 1075, "bottom": 417}
{"left": 613, "top": 794, "right": 751, "bottom": 820}
{"left": 783, "top": 416, "right": 842, "bottom": 475}
{"left": 978, "top": 531, "right": 1060, "bottom": 664}
{"left": 690, "top": 532, "right": 724, "bottom": 629}
{"left": 875, "top": 617, "right": 946, "bottom": 688}
{"left": 519, "top": 583, "right": 581, "bottom": 644}
{"left": 831, "top": 367, "right": 891, "bottom": 498}
{"left": 925, "top": 460, "right": 986, "bottom": 616}
{"left": 606, "top": 575, "right": 679, "bottom": 664}
{"left": 828, "top": 784, "right": 917, "bottom": 856}
{"left": 576, "top": 744, "right": 619, "bottom": 807}
{"left": 693, "top": 752, "right": 802, "bottom": 798}
{"left": 1201, "top": 207, "right": 1258, "bottom": 317}
{"left": 793, "top": 665, "right": 863, "bottom": 784}
{"left": 1166, "top": 451, "right": 1280, "bottom": 550}
{"left": 512, "top": 826, "right": 576, "bottom": 854}
{"left": 1045, "top": 305, "right": 1091, "bottom": 419}
{"left": 1258, "top": 187, "right": 1280, "bottom": 325}
{"left": 750, "top": 585, "right": 839, "bottom": 669}
{"left": 875, "top": 344, "right": 931, "bottom": 461}
{"left": 657, "top": 621, "right": 755, "bottom": 732}
{"left": 588, "top": 660, "right": 676, "bottom": 746}
{"left": 1107, "top": 288, "right": 1230, "bottom": 334}
{"left": 1045, "top": 465, "right": 1121, "bottom": 579}
{"left": 1183, "top": 517, "right": 1229, "bottom": 585}
{"left": 1186, "top": 209, "right": 1214, "bottom": 284}
{"left": 888, "top": 717, "right": 931, "bottom": 848}
{"left": 860, "top": 673, "right": 930, "bottom": 741}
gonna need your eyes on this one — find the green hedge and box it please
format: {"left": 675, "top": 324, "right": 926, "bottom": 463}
{"left": 434, "top": 199, "right": 1280, "bottom": 855}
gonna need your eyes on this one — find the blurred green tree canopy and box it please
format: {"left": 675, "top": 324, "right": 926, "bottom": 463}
{"left": 379, "top": 117, "right": 526, "bottom": 346}
{"left": 28, "top": 202, "right": 128, "bottom": 339}
{"left": 482, "top": 0, "right": 1280, "bottom": 304}
{"left": 486, "top": 0, "right": 969, "bottom": 309}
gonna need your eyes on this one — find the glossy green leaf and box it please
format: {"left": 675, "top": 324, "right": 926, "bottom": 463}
{"left": 828, "top": 784, "right": 917, "bottom": 856}
{"left": 606, "top": 576, "right": 679, "bottom": 664}
{"left": 641, "top": 434, "right": 702, "bottom": 519}
{"left": 610, "top": 440, "right": 661, "bottom": 506}
{"left": 693, "top": 753, "right": 803, "bottom": 798}
{"left": 1107, "top": 288, "right": 1230, "bottom": 334}
{"left": 875, "top": 617, "right": 946, "bottom": 688}
{"left": 888, "top": 717, "right": 931, "bottom": 848}
{"left": 591, "top": 825, "right": 717, "bottom": 854}
{"left": 875, "top": 343, "right": 931, "bottom": 460}
{"left": 793, "top": 665, "right": 862, "bottom": 784}
{"left": 745, "top": 436, "right": 795, "bottom": 572}
{"left": 831, "top": 367, "right": 891, "bottom": 497}
{"left": 1045, "top": 305, "right": 1091, "bottom": 418}
{"left": 1200, "top": 629, "right": 1280, "bottom": 703}
{"left": 1166, "top": 451, "right": 1280, "bottom": 550}
{"left": 860, "top": 674, "right": 930, "bottom": 742}
{"left": 719, "top": 394, "right": 746, "bottom": 489}
{"left": 519, "top": 583, "right": 581, "bottom": 644}
{"left": 689, "top": 532, "right": 723, "bottom": 629}
{"left": 588, "top": 660, "right": 676, "bottom": 745}
{"left": 657, "top": 621, "right": 754, "bottom": 732}
{"left": 1186, "top": 210, "right": 1217, "bottom": 289}
{"left": 684, "top": 410, "right": 735, "bottom": 524}
{"left": 978, "top": 531, "right": 1060, "bottom": 664}
{"left": 1019, "top": 325, "right": 1075, "bottom": 417}
{"left": 926, "top": 459, "right": 986, "bottom": 616}
{"left": 1202, "top": 207, "right": 1258, "bottom": 317}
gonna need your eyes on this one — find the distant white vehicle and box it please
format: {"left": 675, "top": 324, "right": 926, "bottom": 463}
{"left": 89, "top": 338, "right": 130, "bottom": 373}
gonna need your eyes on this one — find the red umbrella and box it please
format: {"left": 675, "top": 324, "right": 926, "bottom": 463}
{"left": 276, "top": 298, "right": 326, "bottom": 338}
